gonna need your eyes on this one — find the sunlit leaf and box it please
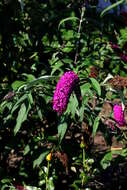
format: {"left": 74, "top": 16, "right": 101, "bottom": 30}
{"left": 11, "top": 80, "right": 26, "bottom": 90}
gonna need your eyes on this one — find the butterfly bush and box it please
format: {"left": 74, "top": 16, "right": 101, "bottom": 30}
{"left": 113, "top": 104, "right": 125, "bottom": 126}
{"left": 53, "top": 71, "right": 79, "bottom": 114}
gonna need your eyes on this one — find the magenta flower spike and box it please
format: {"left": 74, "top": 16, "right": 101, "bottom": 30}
{"left": 53, "top": 71, "right": 79, "bottom": 114}
{"left": 113, "top": 104, "right": 125, "bottom": 126}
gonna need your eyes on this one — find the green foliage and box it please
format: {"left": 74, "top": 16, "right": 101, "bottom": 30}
{"left": 33, "top": 151, "right": 50, "bottom": 168}
{"left": 57, "top": 116, "right": 68, "bottom": 144}
{"left": 90, "top": 78, "right": 101, "bottom": 96}
{"left": 92, "top": 116, "right": 100, "bottom": 137}
{"left": 14, "top": 94, "right": 33, "bottom": 135}
{"left": 0, "top": 0, "right": 127, "bottom": 189}
{"left": 100, "top": 152, "right": 112, "bottom": 169}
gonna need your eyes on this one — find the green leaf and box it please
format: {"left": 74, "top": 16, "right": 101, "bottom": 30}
{"left": 11, "top": 94, "right": 28, "bottom": 114}
{"left": 92, "top": 116, "right": 100, "bottom": 137}
{"left": 51, "top": 60, "right": 63, "bottom": 75}
{"left": 22, "top": 73, "right": 36, "bottom": 82}
{"left": 90, "top": 78, "right": 101, "bottom": 96}
{"left": 58, "top": 17, "right": 79, "bottom": 30}
{"left": 33, "top": 151, "right": 49, "bottom": 168}
{"left": 66, "top": 94, "right": 78, "bottom": 118}
{"left": 47, "top": 177, "right": 55, "bottom": 190}
{"left": 25, "top": 186, "right": 41, "bottom": 190}
{"left": 79, "top": 105, "right": 85, "bottom": 122}
{"left": 11, "top": 80, "right": 26, "bottom": 90}
{"left": 100, "top": 0, "right": 124, "bottom": 18}
{"left": 121, "top": 148, "right": 127, "bottom": 157}
{"left": 81, "top": 83, "right": 91, "bottom": 96}
{"left": 1, "top": 178, "right": 12, "bottom": 184}
{"left": 19, "top": 171, "right": 28, "bottom": 178}
{"left": 62, "top": 30, "right": 75, "bottom": 41}
{"left": 24, "top": 144, "right": 30, "bottom": 155}
{"left": 58, "top": 117, "right": 67, "bottom": 143}
{"left": 14, "top": 102, "right": 30, "bottom": 135}
{"left": 100, "top": 152, "right": 112, "bottom": 169}
{"left": 24, "top": 75, "right": 56, "bottom": 90}
{"left": 28, "top": 93, "right": 34, "bottom": 105}
{"left": 62, "top": 41, "right": 74, "bottom": 53}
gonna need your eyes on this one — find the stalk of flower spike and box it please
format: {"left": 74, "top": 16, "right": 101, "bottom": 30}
{"left": 53, "top": 71, "right": 79, "bottom": 114}
{"left": 113, "top": 104, "right": 125, "bottom": 126}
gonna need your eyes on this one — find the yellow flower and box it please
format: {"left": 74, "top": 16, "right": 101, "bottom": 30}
{"left": 46, "top": 152, "right": 52, "bottom": 161}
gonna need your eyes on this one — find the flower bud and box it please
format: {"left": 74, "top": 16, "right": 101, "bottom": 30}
{"left": 80, "top": 141, "right": 85, "bottom": 149}
{"left": 46, "top": 152, "right": 52, "bottom": 161}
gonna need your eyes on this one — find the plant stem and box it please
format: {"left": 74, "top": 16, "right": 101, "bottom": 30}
{"left": 82, "top": 147, "right": 86, "bottom": 186}
{"left": 83, "top": 148, "right": 85, "bottom": 168}
{"left": 46, "top": 161, "right": 50, "bottom": 190}
{"left": 74, "top": 7, "right": 85, "bottom": 65}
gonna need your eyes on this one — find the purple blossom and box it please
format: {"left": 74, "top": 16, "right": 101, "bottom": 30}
{"left": 113, "top": 104, "right": 125, "bottom": 126}
{"left": 53, "top": 71, "right": 79, "bottom": 114}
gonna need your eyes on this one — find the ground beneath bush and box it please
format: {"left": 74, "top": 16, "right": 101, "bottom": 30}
{"left": 1, "top": 128, "right": 127, "bottom": 190}
{"left": 88, "top": 131, "right": 127, "bottom": 190}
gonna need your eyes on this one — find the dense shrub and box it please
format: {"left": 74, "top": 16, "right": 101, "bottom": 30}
{"left": 0, "top": 1, "right": 127, "bottom": 189}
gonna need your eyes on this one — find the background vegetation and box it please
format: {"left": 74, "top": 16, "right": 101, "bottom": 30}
{"left": 0, "top": 0, "right": 127, "bottom": 189}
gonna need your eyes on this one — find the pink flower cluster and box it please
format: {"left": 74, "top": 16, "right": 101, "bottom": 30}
{"left": 113, "top": 104, "right": 125, "bottom": 126}
{"left": 53, "top": 71, "right": 79, "bottom": 114}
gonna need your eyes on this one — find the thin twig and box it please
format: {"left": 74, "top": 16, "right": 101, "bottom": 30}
{"left": 74, "top": 7, "right": 85, "bottom": 65}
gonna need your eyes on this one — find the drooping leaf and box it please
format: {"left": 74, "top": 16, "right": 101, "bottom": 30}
{"left": 81, "top": 83, "right": 91, "bottom": 96}
{"left": 14, "top": 96, "right": 32, "bottom": 135}
{"left": 11, "top": 80, "right": 26, "bottom": 90}
{"left": 33, "top": 151, "right": 50, "bottom": 168}
{"left": 79, "top": 105, "right": 85, "bottom": 122}
{"left": 58, "top": 117, "right": 67, "bottom": 144}
{"left": 92, "top": 116, "right": 100, "bottom": 137}
{"left": 11, "top": 94, "right": 28, "bottom": 114}
{"left": 24, "top": 75, "right": 56, "bottom": 90}
{"left": 14, "top": 103, "right": 28, "bottom": 135}
{"left": 66, "top": 94, "right": 78, "bottom": 119}
{"left": 90, "top": 78, "right": 101, "bottom": 96}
